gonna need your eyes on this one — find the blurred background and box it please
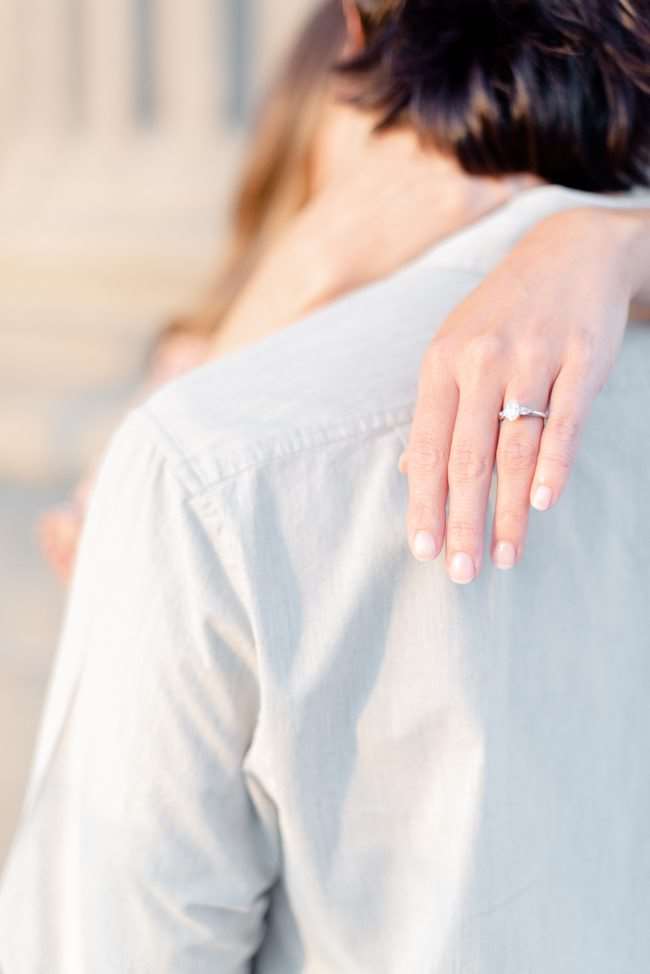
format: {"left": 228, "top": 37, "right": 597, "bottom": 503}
{"left": 0, "top": 0, "right": 317, "bottom": 867}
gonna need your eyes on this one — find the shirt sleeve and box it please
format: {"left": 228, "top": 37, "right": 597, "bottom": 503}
{"left": 0, "top": 409, "right": 279, "bottom": 974}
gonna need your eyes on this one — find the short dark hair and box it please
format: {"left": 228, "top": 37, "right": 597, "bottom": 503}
{"left": 340, "top": 0, "right": 650, "bottom": 191}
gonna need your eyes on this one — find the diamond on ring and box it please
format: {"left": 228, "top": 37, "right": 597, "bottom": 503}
{"left": 501, "top": 399, "right": 522, "bottom": 421}
{"left": 498, "top": 398, "right": 549, "bottom": 422}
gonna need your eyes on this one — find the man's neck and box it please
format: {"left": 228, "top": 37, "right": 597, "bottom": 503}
{"left": 212, "top": 126, "right": 541, "bottom": 358}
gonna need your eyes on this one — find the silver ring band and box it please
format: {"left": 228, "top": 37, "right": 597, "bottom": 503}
{"left": 499, "top": 399, "right": 549, "bottom": 422}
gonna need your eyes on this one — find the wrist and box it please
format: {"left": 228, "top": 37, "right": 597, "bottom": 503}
{"left": 532, "top": 205, "right": 649, "bottom": 304}
{"left": 611, "top": 208, "right": 650, "bottom": 305}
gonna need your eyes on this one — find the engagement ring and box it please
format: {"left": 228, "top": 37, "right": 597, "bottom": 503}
{"left": 498, "top": 399, "right": 549, "bottom": 422}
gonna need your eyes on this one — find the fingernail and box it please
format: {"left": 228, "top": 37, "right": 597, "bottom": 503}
{"left": 449, "top": 552, "right": 475, "bottom": 584}
{"left": 494, "top": 541, "right": 516, "bottom": 570}
{"left": 412, "top": 530, "right": 437, "bottom": 562}
{"left": 531, "top": 484, "right": 553, "bottom": 511}
{"left": 398, "top": 451, "right": 408, "bottom": 475}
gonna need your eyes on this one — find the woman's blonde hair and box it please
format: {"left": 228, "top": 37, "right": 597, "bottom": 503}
{"left": 166, "top": 1, "right": 346, "bottom": 343}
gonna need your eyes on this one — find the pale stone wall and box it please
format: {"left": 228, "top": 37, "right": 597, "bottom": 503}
{"left": 0, "top": 0, "right": 318, "bottom": 866}
{"left": 0, "top": 0, "right": 318, "bottom": 480}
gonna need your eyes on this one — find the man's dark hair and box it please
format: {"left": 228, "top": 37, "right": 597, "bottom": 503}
{"left": 341, "top": 0, "right": 650, "bottom": 191}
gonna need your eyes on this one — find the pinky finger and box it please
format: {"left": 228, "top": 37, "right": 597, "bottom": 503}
{"left": 530, "top": 368, "right": 590, "bottom": 512}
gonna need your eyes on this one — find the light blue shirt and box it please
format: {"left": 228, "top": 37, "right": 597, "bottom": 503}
{"left": 1, "top": 185, "right": 649, "bottom": 972}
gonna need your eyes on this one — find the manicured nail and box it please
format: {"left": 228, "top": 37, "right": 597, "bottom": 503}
{"left": 412, "top": 530, "right": 437, "bottom": 562}
{"left": 398, "top": 451, "right": 408, "bottom": 475}
{"left": 531, "top": 484, "right": 553, "bottom": 511}
{"left": 449, "top": 552, "right": 475, "bottom": 584}
{"left": 494, "top": 541, "right": 516, "bottom": 570}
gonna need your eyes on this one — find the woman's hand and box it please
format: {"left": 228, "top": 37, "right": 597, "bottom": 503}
{"left": 402, "top": 206, "right": 650, "bottom": 584}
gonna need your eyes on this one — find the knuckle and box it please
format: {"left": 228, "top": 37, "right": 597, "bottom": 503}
{"left": 590, "top": 370, "right": 609, "bottom": 396}
{"left": 446, "top": 517, "right": 481, "bottom": 549}
{"left": 568, "top": 354, "right": 594, "bottom": 386}
{"left": 569, "top": 327, "right": 597, "bottom": 362}
{"left": 547, "top": 413, "right": 581, "bottom": 450}
{"left": 426, "top": 334, "right": 447, "bottom": 362}
{"left": 516, "top": 338, "right": 548, "bottom": 372}
{"left": 409, "top": 476, "right": 440, "bottom": 511}
{"left": 449, "top": 444, "right": 491, "bottom": 484}
{"left": 495, "top": 506, "right": 527, "bottom": 532}
{"left": 539, "top": 450, "right": 572, "bottom": 474}
{"left": 498, "top": 436, "right": 538, "bottom": 475}
{"left": 423, "top": 336, "right": 451, "bottom": 376}
{"left": 567, "top": 335, "right": 600, "bottom": 383}
{"left": 539, "top": 417, "right": 579, "bottom": 472}
{"left": 408, "top": 435, "right": 446, "bottom": 476}
{"left": 464, "top": 334, "right": 507, "bottom": 372}
{"left": 413, "top": 389, "right": 438, "bottom": 422}
{"left": 409, "top": 498, "right": 439, "bottom": 528}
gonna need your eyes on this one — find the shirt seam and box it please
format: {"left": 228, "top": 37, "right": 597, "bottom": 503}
{"left": 137, "top": 402, "right": 415, "bottom": 502}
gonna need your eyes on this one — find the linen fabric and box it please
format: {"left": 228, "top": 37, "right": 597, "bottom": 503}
{"left": 1, "top": 185, "right": 649, "bottom": 972}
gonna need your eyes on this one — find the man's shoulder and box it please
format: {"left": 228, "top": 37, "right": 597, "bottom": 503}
{"left": 139, "top": 263, "right": 480, "bottom": 496}
{"left": 134, "top": 185, "right": 650, "bottom": 499}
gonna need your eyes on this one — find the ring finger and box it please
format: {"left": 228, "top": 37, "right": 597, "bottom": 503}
{"left": 491, "top": 380, "right": 551, "bottom": 570}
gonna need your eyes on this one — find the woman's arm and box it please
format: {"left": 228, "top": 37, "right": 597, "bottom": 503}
{"left": 403, "top": 205, "right": 650, "bottom": 582}
{"left": 622, "top": 209, "right": 650, "bottom": 310}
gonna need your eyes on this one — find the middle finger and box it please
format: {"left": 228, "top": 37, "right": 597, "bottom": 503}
{"left": 445, "top": 384, "right": 503, "bottom": 583}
